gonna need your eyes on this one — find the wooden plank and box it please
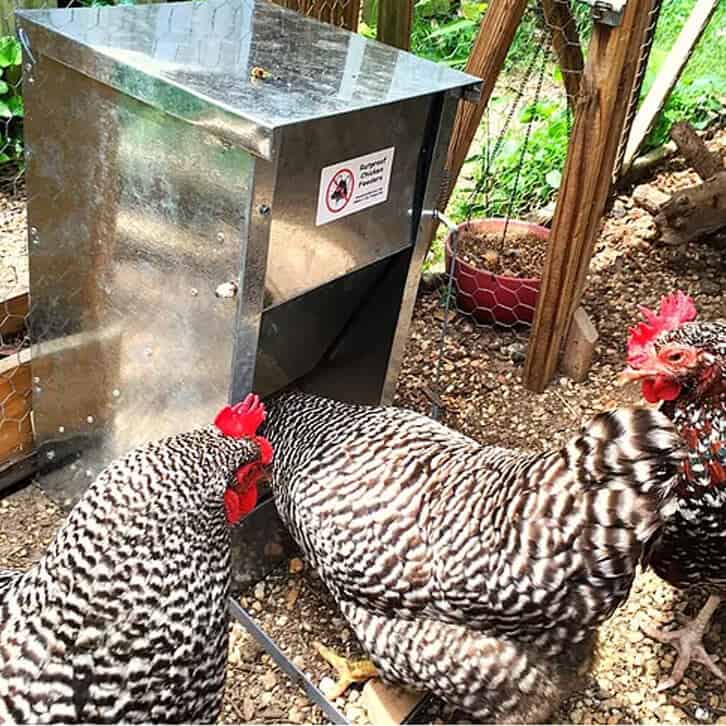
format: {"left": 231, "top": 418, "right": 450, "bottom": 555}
{"left": 0, "top": 358, "right": 33, "bottom": 466}
{"left": 540, "top": 0, "right": 584, "bottom": 108}
{"left": 441, "top": 0, "right": 529, "bottom": 207}
{"left": 376, "top": 0, "right": 413, "bottom": 50}
{"left": 561, "top": 306, "right": 598, "bottom": 382}
{"left": 523, "top": 0, "right": 657, "bottom": 392}
{"left": 670, "top": 121, "right": 723, "bottom": 180}
{"left": 0, "top": 291, "right": 28, "bottom": 339}
{"left": 360, "top": 681, "right": 424, "bottom": 726}
{"left": 620, "top": 0, "right": 718, "bottom": 175}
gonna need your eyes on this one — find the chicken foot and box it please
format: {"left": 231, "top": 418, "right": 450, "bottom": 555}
{"left": 643, "top": 594, "right": 725, "bottom": 691}
{"left": 313, "top": 641, "right": 379, "bottom": 698}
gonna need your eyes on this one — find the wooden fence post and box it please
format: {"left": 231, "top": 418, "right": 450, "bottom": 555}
{"left": 376, "top": 0, "right": 414, "bottom": 51}
{"left": 540, "top": 0, "right": 584, "bottom": 109}
{"left": 523, "top": 0, "right": 657, "bottom": 392}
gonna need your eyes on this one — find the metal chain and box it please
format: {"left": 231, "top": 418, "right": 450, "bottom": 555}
{"left": 463, "top": 25, "right": 550, "bottom": 223}
{"left": 430, "top": 18, "right": 549, "bottom": 420}
{"left": 498, "top": 37, "right": 548, "bottom": 250}
{"left": 612, "top": 0, "right": 664, "bottom": 180}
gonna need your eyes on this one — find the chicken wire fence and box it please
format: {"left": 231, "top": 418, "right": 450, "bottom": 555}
{"left": 427, "top": 0, "right": 597, "bottom": 375}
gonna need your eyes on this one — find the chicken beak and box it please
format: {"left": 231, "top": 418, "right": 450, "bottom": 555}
{"left": 618, "top": 367, "right": 651, "bottom": 385}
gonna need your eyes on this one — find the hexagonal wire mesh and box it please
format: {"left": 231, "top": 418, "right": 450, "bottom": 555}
{"left": 426, "top": 0, "right": 662, "bottom": 411}
{"left": 270, "top": 0, "right": 360, "bottom": 29}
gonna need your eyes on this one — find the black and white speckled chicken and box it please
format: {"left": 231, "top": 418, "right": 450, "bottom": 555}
{"left": 263, "top": 392, "right": 683, "bottom": 722}
{"left": 0, "top": 394, "right": 272, "bottom": 724}
{"left": 622, "top": 291, "right": 726, "bottom": 691}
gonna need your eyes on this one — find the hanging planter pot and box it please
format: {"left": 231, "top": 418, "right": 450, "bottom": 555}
{"left": 444, "top": 217, "right": 549, "bottom": 326}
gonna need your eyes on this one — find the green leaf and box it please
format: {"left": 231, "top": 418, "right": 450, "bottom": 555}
{"left": 545, "top": 169, "right": 562, "bottom": 189}
{"left": 8, "top": 95, "right": 23, "bottom": 117}
{"left": 0, "top": 80, "right": 8, "bottom": 94}
{"left": 460, "top": 1, "right": 486, "bottom": 21}
{"left": 0, "top": 99, "right": 12, "bottom": 118}
{"left": 427, "top": 18, "right": 474, "bottom": 39}
{"left": 0, "top": 37, "right": 22, "bottom": 68}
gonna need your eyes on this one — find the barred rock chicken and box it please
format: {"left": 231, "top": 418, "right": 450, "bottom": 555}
{"left": 263, "top": 393, "right": 683, "bottom": 722}
{"left": 622, "top": 291, "right": 726, "bottom": 691}
{"left": 0, "top": 394, "right": 272, "bottom": 724}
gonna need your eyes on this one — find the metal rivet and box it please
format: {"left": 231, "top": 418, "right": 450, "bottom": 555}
{"left": 144, "top": 347, "right": 153, "bottom": 357}
{"left": 58, "top": 426, "right": 65, "bottom": 433}
{"left": 112, "top": 389, "right": 121, "bottom": 398}
{"left": 32, "top": 376, "right": 40, "bottom": 383}
{"left": 24, "top": 63, "right": 32, "bottom": 73}
{"left": 215, "top": 281, "right": 238, "bottom": 299}
{"left": 258, "top": 204, "right": 271, "bottom": 216}
{"left": 46, "top": 450, "right": 55, "bottom": 460}
{"left": 86, "top": 415, "right": 94, "bottom": 424}
{"left": 190, "top": 288, "right": 199, "bottom": 297}
{"left": 216, "top": 232, "right": 225, "bottom": 243}
{"left": 30, "top": 227, "right": 38, "bottom": 237}
{"left": 34, "top": 386, "right": 42, "bottom": 394}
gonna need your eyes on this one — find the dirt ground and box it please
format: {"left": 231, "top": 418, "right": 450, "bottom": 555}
{"left": 0, "top": 131, "right": 725, "bottom": 724}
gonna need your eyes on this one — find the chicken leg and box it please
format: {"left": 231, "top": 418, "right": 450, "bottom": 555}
{"left": 643, "top": 594, "right": 725, "bottom": 691}
{"left": 313, "top": 641, "right": 379, "bottom": 698}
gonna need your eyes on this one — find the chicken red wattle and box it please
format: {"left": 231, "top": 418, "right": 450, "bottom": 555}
{"left": 215, "top": 394, "right": 273, "bottom": 524}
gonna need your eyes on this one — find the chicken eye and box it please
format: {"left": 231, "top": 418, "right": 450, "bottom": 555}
{"left": 667, "top": 350, "right": 684, "bottom": 363}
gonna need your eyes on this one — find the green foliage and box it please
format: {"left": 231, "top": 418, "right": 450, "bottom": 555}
{"left": 410, "top": 0, "right": 487, "bottom": 70}
{"left": 457, "top": 100, "right": 570, "bottom": 221}
{"left": 638, "top": 0, "right": 726, "bottom": 153}
{"left": 0, "top": 36, "right": 23, "bottom": 166}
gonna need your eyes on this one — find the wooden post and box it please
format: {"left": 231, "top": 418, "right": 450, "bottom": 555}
{"left": 670, "top": 121, "right": 722, "bottom": 180}
{"left": 376, "top": 0, "right": 414, "bottom": 50}
{"left": 441, "top": 0, "right": 529, "bottom": 207}
{"left": 540, "top": 0, "right": 584, "bottom": 108}
{"left": 523, "top": 0, "right": 657, "bottom": 392}
{"left": 619, "top": 0, "right": 718, "bottom": 175}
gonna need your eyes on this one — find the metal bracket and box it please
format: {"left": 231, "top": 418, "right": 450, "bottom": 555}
{"left": 577, "top": 0, "right": 626, "bottom": 26}
{"left": 17, "top": 27, "right": 36, "bottom": 66}
{"left": 419, "top": 208, "right": 458, "bottom": 234}
{"left": 228, "top": 598, "right": 350, "bottom": 725}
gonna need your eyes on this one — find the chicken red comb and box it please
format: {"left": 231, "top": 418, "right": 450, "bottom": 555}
{"left": 214, "top": 393, "right": 266, "bottom": 438}
{"left": 626, "top": 291, "right": 698, "bottom": 366}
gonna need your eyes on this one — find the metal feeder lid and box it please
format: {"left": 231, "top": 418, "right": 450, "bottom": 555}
{"left": 17, "top": 0, "right": 482, "bottom": 160}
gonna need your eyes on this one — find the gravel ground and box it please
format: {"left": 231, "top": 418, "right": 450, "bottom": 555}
{"left": 0, "top": 170, "right": 27, "bottom": 302}
{"left": 0, "top": 132, "right": 725, "bottom": 724}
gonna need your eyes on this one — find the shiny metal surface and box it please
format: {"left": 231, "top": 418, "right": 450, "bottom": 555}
{"left": 17, "top": 0, "right": 481, "bottom": 160}
{"left": 265, "top": 95, "right": 431, "bottom": 306}
{"left": 25, "top": 53, "right": 253, "bottom": 504}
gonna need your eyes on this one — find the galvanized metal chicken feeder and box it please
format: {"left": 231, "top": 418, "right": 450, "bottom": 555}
{"left": 15, "top": 1, "right": 480, "bottom": 720}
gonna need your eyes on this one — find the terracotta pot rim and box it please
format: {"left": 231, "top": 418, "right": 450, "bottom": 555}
{"left": 444, "top": 216, "right": 548, "bottom": 285}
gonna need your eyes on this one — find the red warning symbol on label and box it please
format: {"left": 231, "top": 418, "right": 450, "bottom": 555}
{"left": 325, "top": 168, "right": 355, "bottom": 214}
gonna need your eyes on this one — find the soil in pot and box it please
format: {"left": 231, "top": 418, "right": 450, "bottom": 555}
{"left": 456, "top": 229, "right": 548, "bottom": 279}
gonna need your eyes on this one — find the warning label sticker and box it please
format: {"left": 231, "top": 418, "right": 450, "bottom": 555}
{"left": 316, "top": 147, "right": 395, "bottom": 226}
